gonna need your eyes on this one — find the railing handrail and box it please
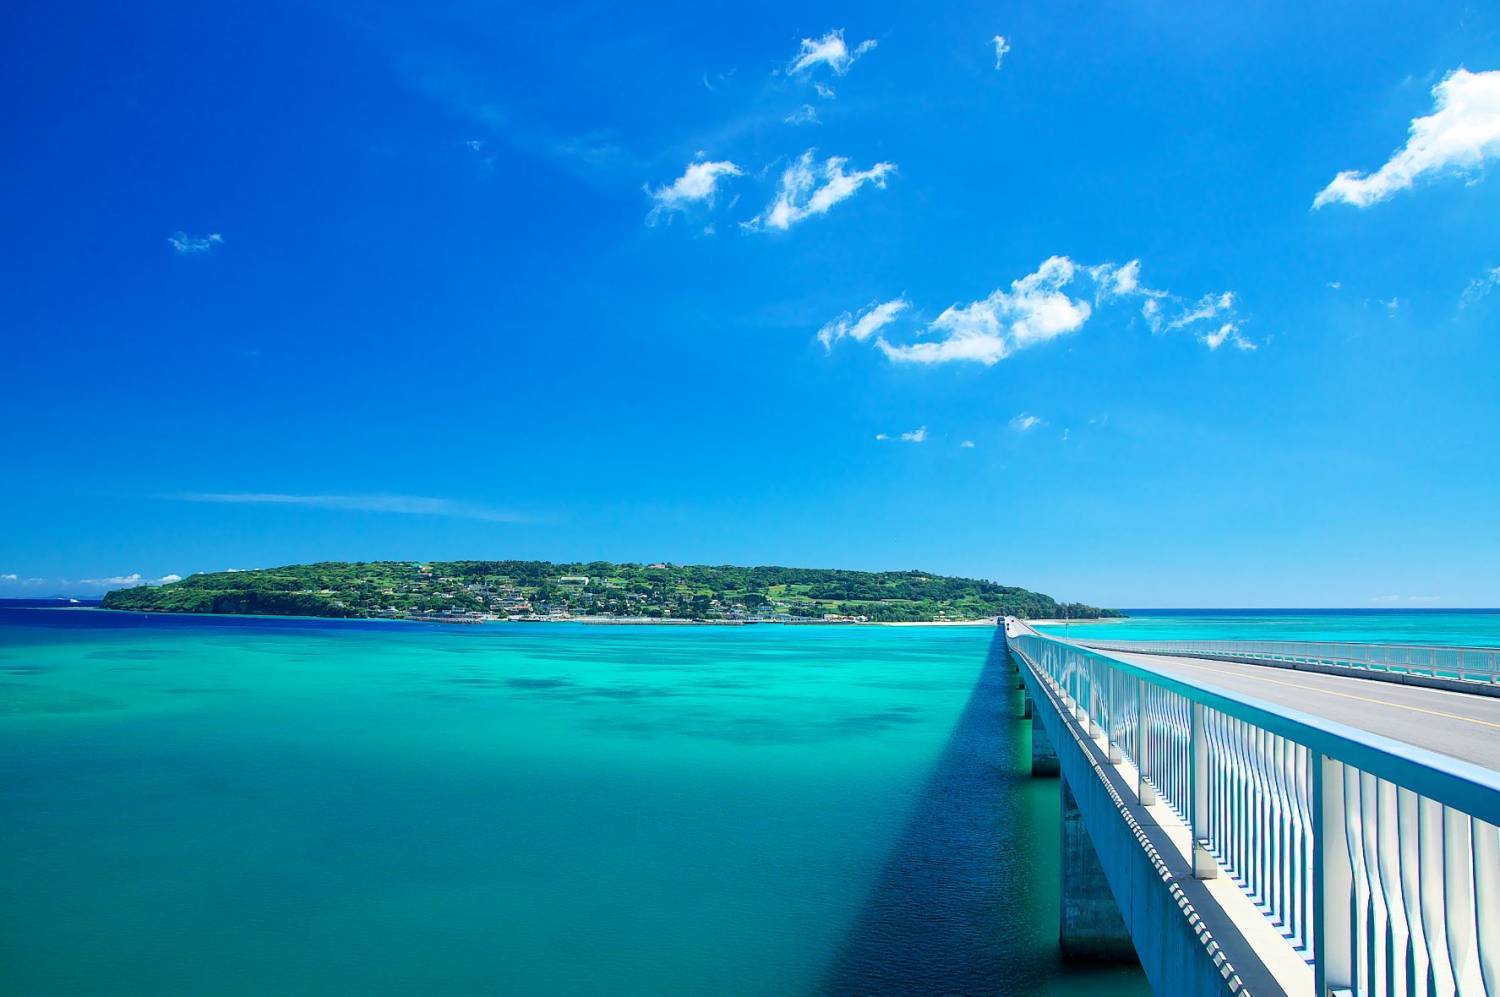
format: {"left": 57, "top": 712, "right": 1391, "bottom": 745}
{"left": 1007, "top": 621, "right": 1500, "bottom": 825}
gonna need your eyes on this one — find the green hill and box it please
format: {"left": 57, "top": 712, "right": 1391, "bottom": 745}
{"left": 100, "top": 560, "right": 1122, "bottom": 623}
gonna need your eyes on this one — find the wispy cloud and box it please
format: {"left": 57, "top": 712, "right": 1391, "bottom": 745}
{"left": 840, "top": 256, "right": 1251, "bottom": 366}
{"left": 992, "top": 35, "right": 1011, "bottom": 70}
{"left": 645, "top": 158, "right": 744, "bottom": 224}
{"left": 784, "top": 104, "right": 820, "bottom": 126}
{"left": 173, "top": 492, "right": 531, "bottom": 523}
{"left": 0, "top": 571, "right": 183, "bottom": 594}
{"left": 788, "top": 30, "right": 876, "bottom": 77}
{"left": 1314, "top": 68, "right": 1500, "bottom": 209}
{"left": 817, "top": 297, "right": 909, "bottom": 350}
{"left": 1461, "top": 265, "right": 1500, "bottom": 306}
{"left": 745, "top": 151, "right": 895, "bottom": 231}
{"left": 899, "top": 426, "right": 927, "bottom": 443}
{"left": 168, "top": 231, "right": 223, "bottom": 255}
{"left": 1010, "top": 413, "right": 1044, "bottom": 432}
{"left": 82, "top": 572, "right": 183, "bottom": 587}
{"left": 960, "top": 439, "right": 976, "bottom": 449}
{"left": 1370, "top": 594, "right": 1442, "bottom": 604}
{"left": 814, "top": 82, "right": 836, "bottom": 100}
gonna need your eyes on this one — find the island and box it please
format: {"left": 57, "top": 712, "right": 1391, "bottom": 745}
{"left": 100, "top": 560, "right": 1123, "bottom": 624}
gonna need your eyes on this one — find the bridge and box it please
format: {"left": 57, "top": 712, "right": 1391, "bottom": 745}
{"left": 1004, "top": 618, "right": 1500, "bottom": 996}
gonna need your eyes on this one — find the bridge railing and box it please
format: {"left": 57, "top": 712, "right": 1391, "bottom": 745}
{"left": 1008, "top": 624, "right": 1500, "bottom": 996}
{"left": 1076, "top": 637, "right": 1500, "bottom": 686}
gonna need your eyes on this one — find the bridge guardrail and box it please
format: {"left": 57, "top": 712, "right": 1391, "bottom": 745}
{"left": 1075, "top": 637, "right": 1500, "bottom": 687}
{"left": 1007, "top": 622, "right": 1500, "bottom": 997}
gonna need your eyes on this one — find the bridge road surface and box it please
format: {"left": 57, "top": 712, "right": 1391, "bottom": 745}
{"left": 1083, "top": 646, "right": 1500, "bottom": 772}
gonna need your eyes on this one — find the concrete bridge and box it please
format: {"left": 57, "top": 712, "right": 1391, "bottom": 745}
{"left": 1005, "top": 619, "right": 1500, "bottom": 996}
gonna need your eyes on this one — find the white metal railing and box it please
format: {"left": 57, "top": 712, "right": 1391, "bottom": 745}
{"left": 1008, "top": 623, "right": 1500, "bottom": 996}
{"left": 1078, "top": 637, "right": 1500, "bottom": 687}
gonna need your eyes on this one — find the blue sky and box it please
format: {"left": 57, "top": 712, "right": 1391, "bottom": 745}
{"left": 4, "top": 1, "right": 1499, "bottom": 607}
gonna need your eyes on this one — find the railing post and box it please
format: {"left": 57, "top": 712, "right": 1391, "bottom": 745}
{"left": 1313, "top": 754, "right": 1353, "bottom": 996}
{"left": 1191, "top": 701, "right": 1217, "bottom": 879}
{"left": 1138, "top": 676, "right": 1155, "bottom": 804}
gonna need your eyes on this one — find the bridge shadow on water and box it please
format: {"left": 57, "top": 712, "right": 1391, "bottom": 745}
{"left": 817, "top": 629, "right": 1148, "bottom": 996}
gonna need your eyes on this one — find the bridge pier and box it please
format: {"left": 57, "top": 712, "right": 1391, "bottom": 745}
{"left": 1060, "top": 777, "right": 1135, "bottom": 962}
{"left": 1031, "top": 711, "right": 1059, "bottom": 776}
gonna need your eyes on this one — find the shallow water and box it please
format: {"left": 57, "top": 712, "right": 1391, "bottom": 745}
{"left": 0, "top": 606, "right": 1147, "bottom": 995}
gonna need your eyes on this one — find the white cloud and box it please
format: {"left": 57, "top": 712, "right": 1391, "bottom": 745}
{"left": 174, "top": 492, "right": 530, "bottom": 523}
{"left": 646, "top": 159, "right": 744, "bottom": 223}
{"left": 1201, "top": 321, "right": 1256, "bottom": 351}
{"left": 899, "top": 426, "right": 927, "bottom": 443}
{"left": 1462, "top": 265, "right": 1500, "bottom": 306}
{"left": 877, "top": 256, "right": 1091, "bottom": 366}
{"left": 80, "top": 572, "right": 181, "bottom": 588}
{"left": 1327, "top": 281, "right": 1342, "bottom": 289}
{"left": 843, "top": 257, "right": 1253, "bottom": 366}
{"left": 784, "top": 104, "right": 820, "bottom": 125}
{"left": 817, "top": 297, "right": 909, "bottom": 350}
{"left": 1010, "top": 413, "right": 1044, "bottom": 432}
{"left": 1314, "top": 68, "right": 1500, "bottom": 209}
{"left": 789, "top": 30, "right": 876, "bottom": 77}
{"left": 1372, "top": 594, "right": 1442, "bottom": 604}
{"left": 992, "top": 35, "right": 1011, "bottom": 70}
{"left": 874, "top": 432, "right": 889, "bottom": 440}
{"left": 1383, "top": 297, "right": 1401, "bottom": 313}
{"left": 168, "top": 231, "right": 223, "bottom": 254}
{"left": 0, "top": 573, "right": 17, "bottom": 582}
{"left": 960, "top": 439, "right": 976, "bottom": 448}
{"left": 745, "top": 151, "right": 895, "bottom": 231}
{"left": 814, "top": 82, "right": 836, "bottom": 100}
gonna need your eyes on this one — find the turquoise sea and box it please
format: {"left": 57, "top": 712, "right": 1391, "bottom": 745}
{"left": 1037, "top": 608, "right": 1500, "bottom": 645}
{"left": 0, "top": 604, "right": 1147, "bottom": 996}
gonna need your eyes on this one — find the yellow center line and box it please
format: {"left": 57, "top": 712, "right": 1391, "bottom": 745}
{"left": 1134, "top": 655, "right": 1500, "bottom": 732}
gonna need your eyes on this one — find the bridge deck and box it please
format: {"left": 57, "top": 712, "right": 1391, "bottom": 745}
{"left": 1089, "top": 646, "right": 1500, "bottom": 770}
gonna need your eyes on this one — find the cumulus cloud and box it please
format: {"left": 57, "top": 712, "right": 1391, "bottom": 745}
{"left": 876, "top": 256, "right": 1092, "bottom": 366}
{"left": 899, "top": 426, "right": 927, "bottom": 442}
{"left": 789, "top": 29, "right": 876, "bottom": 77}
{"left": 960, "top": 439, "right": 976, "bottom": 448}
{"left": 992, "top": 35, "right": 1011, "bottom": 70}
{"left": 1314, "top": 68, "right": 1500, "bottom": 209}
{"left": 1010, "top": 413, "right": 1044, "bottom": 432}
{"left": 174, "top": 492, "right": 531, "bottom": 523}
{"left": 646, "top": 159, "right": 744, "bottom": 223}
{"left": 834, "top": 257, "right": 1253, "bottom": 365}
{"left": 744, "top": 151, "right": 895, "bottom": 231}
{"left": 1462, "top": 265, "right": 1500, "bottom": 306}
{"left": 1, "top": 573, "right": 17, "bottom": 582}
{"left": 168, "top": 231, "right": 223, "bottom": 254}
{"left": 784, "top": 104, "right": 820, "bottom": 126}
{"left": 817, "top": 297, "right": 909, "bottom": 350}
{"left": 874, "top": 432, "right": 889, "bottom": 440}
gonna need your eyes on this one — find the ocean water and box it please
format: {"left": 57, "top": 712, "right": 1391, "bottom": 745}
{"left": 1038, "top": 608, "right": 1500, "bottom": 646}
{"left": 0, "top": 605, "right": 1146, "bottom": 996}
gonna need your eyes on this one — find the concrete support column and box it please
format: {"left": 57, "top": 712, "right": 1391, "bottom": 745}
{"left": 1031, "top": 711, "right": 1059, "bottom": 776}
{"left": 1020, "top": 692, "right": 1033, "bottom": 719}
{"left": 1060, "top": 776, "right": 1135, "bottom": 962}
